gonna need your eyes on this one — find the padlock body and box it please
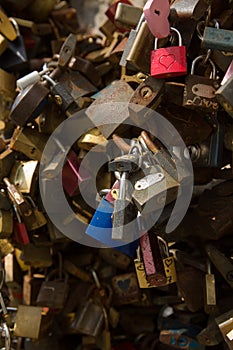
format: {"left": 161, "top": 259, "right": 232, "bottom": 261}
{"left": 150, "top": 46, "right": 187, "bottom": 78}
{"left": 36, "top": 280, "right": 69, "bottom": 309}
{"left": 183, "top": 74, "right": 219, "bottom": 111}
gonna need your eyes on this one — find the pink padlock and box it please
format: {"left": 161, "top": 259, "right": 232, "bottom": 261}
{"left": 143, "top": 0, "right": 170, "bottom": 39}
{"left": 150, "top": 27, "right": 187, "bottom": 78}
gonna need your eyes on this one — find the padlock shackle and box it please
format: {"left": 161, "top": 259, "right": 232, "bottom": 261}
{"left": 135, "top": 13, "right": 145, "bottom": 32}
{"left": 154, "top": 27, "right": 182, "bottom": 50}
{"left": 45, "top": 268, "right": 69, "bottom": 283}
{"left": 191, "top": 55, "right": 216, "bottom": 79}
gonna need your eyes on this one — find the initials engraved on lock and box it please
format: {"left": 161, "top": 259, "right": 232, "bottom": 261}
{"left": 191, "top": 84, "right": 216, "bottom": 98}
{"left": 186, "top": 96, "right": 219, "bottom": 110}
{"left": 159, "top": 54, "right": 176, "bottom": 69}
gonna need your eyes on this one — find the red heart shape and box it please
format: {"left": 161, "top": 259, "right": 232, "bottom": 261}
{"left": 159, "top": 54, "right": 176, "bottom": 69}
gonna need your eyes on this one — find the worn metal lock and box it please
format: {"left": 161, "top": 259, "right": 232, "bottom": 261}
{"left": 86, "top": 80, "right": 134, "bottom": 138}
{"left": 111, "top": 272, "right": 141, "bottom": 305}
{"left": 22, "top": 243, "right": 52, "bottom": 268}
{"left": 0, "top": 209, "right": 13, "bottom": 238}
{"left": 204, "top": 259, "right": 217, "bottom": 314}
{"left": 10, "top": 126, "right": 48, "bottom": 161}
{"left": 170, "top": 0, "right": 209, "bottom": 21}
{"left": 202, "top": 25, "right": 233, "bottom": 53}
{"left": 143, "top": 0, "right": 170, "bottom": 39}
{"left": 216, "top": 74, "right": 233, "bottom": 118}
{"left": 70, "top": 284, "right": 105, "bottom": 337}
{"left": 183, "top": 56, "right": 219, "bottom": 111}
{"left": 150, "top": 27, "right": 187, "bottom": 78}
{"left": 105, "top": 0, "right": 132, "bottom": 28}
{"left": 115, "top": 3, "right": 143, "bottom": 30}
{"left": 69, "top": 56, "right": 102, "bottom": 87}
{"left": 9, "top": 160, "right": 39, "bottom": 199}
{"left": 14, "top": 305, "right": 42, "bottom": 339}
{"left": 10, "top": 81, "right": 49, "bottom": 127}
{"left": 36, "top": 269, "right": 69, "bottom": 309}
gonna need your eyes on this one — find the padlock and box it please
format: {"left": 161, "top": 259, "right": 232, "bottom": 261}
{"left": 216, "top": 310, "right": 233, "bottom": 350}
{"left": 69, "top": 56, "right": 102, "bottom": 87}
{"left": 150, "top": 27, "right": 187, "bottom": 78}
{"left": 139, "top": 232, "right": 176, "bottom": 287}
{"left": 21, "top": 243, "right": 52, "bottom": 268}
{"left": 0, "top": 239, "right": 14, "bottom": 257}
{"left": 86, "top": 80, "right": 134, "bottom": 139}
{"left": 77, "top": 128, "right": 108, "bottom": 152}
{"left": 4, "top": 252, "right": 22, "bottom": 306}
{"left": 0, "top": 209, "right": 13, "bottom": 239}
{"left": 70, "top": 296, "right": 104, "bottom": 337}
{"left": 99, "top": 248, "right": 131, "bottom": 270}
{"left": 0, "top": 18, "right": 27, "bottom": 72}
{"left": 115, "top": 3, "right": 143, "bottom": 30}
{"left": 143, "top": 0, "right": 170, "bottom": 38}
{"left": 13, "top": 204, "right": 30, "bottom": 245}
{"left": 159, "top": 329, "right": 204, "bottom": 349}
{"left": 183, "top": 55, "right": 219, "bottom": 111}
{"left": 0, "top": 8, "right": 17, "bottom": 41}
{"left": 105, "top": 0, "right": 132, "bottom": 28}
{"left": 126, "top": 20, "right": 154, "bottom": 73}
{"left": 9, "top": 160, "right": 39, "bottom": 198}
{"left": 14, "top": 305, "right": 42, "bottom": 339}
{"left": 111, "top": 272, "right": 141, "bottom": 305}
{"left": 216, "top": 74, "right": 233, "bottom": 118}
{"left": 205, "top": 243, "right": 233, "bottom": 289}
{"left": 10, "top": 126, "right": 48, "bottom": 162}
{"left": 36, "top": 269, "right": 69, "bottom": 309}
{"left": 26, "top": 0, "right": 57, "bottom": 22}
{"left": 62, "top": 150, "right": 92, "bottom": 197}
{"left": 51, "top": 7, "right": 80, "bottom": 35}
{"left": 170, "top": 0, "right": 209, "bottom": 21}
{"left": 10, "top": 81, "right": 49, "bottom": 127}
{"left": 0, "top": 187, "right": 11, "bottom": 210}
{"left": 0, "top": 148, "right": 15, "bottom": 182}
{"left": 202, "top": 25, "right": 233, "bottom": 52}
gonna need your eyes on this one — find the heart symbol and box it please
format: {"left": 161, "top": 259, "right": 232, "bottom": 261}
{"left": 164, "top": 258, "right": 173, "bottom": 268}
{"left": 117, "top": 279, "right": 130, "bottom": 292}
{"left": 159, "top": 54, "right": 175, "bottom": 69}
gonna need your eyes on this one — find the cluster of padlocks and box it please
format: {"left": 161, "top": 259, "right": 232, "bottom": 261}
{"left": 0, "top": 0, "right": 233, "bottom": 349}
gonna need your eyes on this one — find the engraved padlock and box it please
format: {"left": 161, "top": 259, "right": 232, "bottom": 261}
{"left": 183, "top": 55, "right": 219, "bottom": 112}
{"left": 150, "top": 27, "right": 187, "bottom": 78}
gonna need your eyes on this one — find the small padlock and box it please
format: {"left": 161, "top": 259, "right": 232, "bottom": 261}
{"left": 36, "top": 269, "right": 69, "bottom": 309}
{"left": 183, "top": 55, "right": 219, "bottom": 111}
{"left": 111, "top": 272, "right": 141, "bottom": 305}
{"left": 150, "top": 27, "right": 187, "bottom": 78}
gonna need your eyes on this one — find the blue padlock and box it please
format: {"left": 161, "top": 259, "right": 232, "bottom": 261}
{"left": 86, "top": 197, "right": 138, "bottom": 251}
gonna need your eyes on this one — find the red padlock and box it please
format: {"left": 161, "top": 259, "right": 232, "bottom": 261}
{"left": 13, "top": 204, "right": 30, "bottom": 245}
{"left": 150, "top": 27, "right": 187, "bottom": 78}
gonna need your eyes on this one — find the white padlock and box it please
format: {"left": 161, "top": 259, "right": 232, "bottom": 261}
{"left": 16, "top": 68, "right": 50, "bottom": 91}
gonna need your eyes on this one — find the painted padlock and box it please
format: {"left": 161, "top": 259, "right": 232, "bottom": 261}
{"left": 150, "top": 27, "right": 187, "bottom": 78}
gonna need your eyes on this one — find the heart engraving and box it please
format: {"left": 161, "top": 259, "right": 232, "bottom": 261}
{"left": 159, "top": 54, "right": 176, "bottom": 69}
{"left": 117, "top": 279, "right": 130, "bottom": 292}
{"left": 164, "top": 258, "right": 173, "bottom": 268}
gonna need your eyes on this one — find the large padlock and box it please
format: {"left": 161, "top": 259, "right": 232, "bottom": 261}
{"left": 36, "top": 269, "right": 69, "bottom": 309}
{"left": 183, "top": 55, "right": 219, "bottom": 112}
{"left": 14, "top": 305, "right": 42, "bottom": 339}
{"left": 150, "top": 27, "right": 187, "bottom": 78}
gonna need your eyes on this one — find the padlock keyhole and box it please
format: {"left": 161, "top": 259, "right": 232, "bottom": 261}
{"left": 154, "top": 9, "right": 160, "bottom": 16}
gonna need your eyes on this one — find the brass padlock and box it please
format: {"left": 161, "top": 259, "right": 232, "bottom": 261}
{"left": 10, "top": 126, "right": 48, "bottom": 162}
{"left": 14, "top": 305, "right": 42, "bottom": 339}
{"left": 0, "top": 209, "right": 13, "bottom": 238}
